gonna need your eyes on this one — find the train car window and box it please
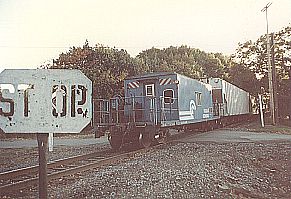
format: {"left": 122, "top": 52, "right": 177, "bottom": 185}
{"left": 145, "top": 84, "right": 154, "bottom": 96}
{"left": 163, "top": 89, "right": 174, "bottom": 104}
{"left": 196, "top": 92, "right": 202, "bottom": 106}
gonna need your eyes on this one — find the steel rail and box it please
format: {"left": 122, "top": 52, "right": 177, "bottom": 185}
{"left": 0, "top": 150, "right": 109, "bottom": 181}
{"left": 0, "top": 119, "right": 248, "bottom": 195}
{"left": 0, "top": 146, "right": 155, "bottom": 194}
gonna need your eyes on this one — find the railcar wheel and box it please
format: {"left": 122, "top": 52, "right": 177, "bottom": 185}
{"left": 156, "top": 129, "right": 170, "bottom": 144}
{"left": 138, "top": 132, "right": 152, "bottom": 148}
{"left": 108, "top": 134, "right": 123, "bottom": 150}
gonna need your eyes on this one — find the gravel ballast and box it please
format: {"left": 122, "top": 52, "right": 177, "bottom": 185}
{"left": 1, "top": 128, "right": 291, "bottom": 198}
{"left": 0, "top": 143, "right": 110, "bottom": 173}
{"left": 48, "top": 142, "right": 290, "bottom": 199}
{"left": 5, "top": 141, "right": 287, "bottom": 199}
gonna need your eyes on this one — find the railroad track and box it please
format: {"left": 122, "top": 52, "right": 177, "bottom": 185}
{"left": 0, "top": 143, "right": 166, "bottom": 195}
{"left": 0, "top": 148, "right": 117, "bottom": 193}
{"left": 0, "top": 124, "right": 231, "bottom": 195}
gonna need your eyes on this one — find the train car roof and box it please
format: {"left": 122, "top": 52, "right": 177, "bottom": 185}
{"left": 125, "top": 72, "right": 177, "bottom": 80}
{"left": 125, "top": 72, "right": 213, "bottom": 91}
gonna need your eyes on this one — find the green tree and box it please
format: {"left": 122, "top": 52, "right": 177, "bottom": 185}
{"left": 46, "top": 41, "right": 140, "bottom": 98}
{"left": 137, "top": 45, "right": 229, "bottom": 79}
{"left": 228, "top": 62, "right": 259, "bottom": 95}
{"left": 231, "top": 25, "right": 291, "bottom": 94}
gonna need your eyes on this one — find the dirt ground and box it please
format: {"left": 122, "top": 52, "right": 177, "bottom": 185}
{"left": 0, "top": 121, "right": 291, "bottom": 198}
{"left": 227, "top": 121, "right": 291, "bottom": 135}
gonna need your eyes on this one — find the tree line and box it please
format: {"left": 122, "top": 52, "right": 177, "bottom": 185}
{"left": 43, "top": 25, "right": 291, "bottom": 99}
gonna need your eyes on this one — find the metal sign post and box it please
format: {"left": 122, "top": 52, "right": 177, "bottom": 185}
{"left": 48, "top": 133, "right": 54, "bottom": 152}
{"left": 259, "top": 94, "right": 265, "bottom": 127}
{"left": 0, "top": 69, "right": 92, "bottom": 199}
{"left": 37, "top": 133, "right": 49, "bottom": 199}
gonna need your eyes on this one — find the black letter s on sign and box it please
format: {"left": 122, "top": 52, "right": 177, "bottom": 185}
{"left": 0, "top": 92, "right": 14, "bottom": 117}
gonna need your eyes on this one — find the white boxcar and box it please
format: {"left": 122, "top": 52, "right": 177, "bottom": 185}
{"left": 206, "top": 78, "right": 250, "bottom": 116}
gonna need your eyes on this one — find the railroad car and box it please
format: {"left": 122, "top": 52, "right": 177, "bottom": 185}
{"left": 201, "top": 77, "right": 251, "bottom": 124}
{"left": 93, "top": 72, "right": 252, "bottom": 149}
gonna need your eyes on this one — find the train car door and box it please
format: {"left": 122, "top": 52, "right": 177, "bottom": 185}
{"left": 212, "top": 88, "right": 223, "bottom": 116}
{"left": 161, "top": 89, "right": 177, "bottom": 121}
{"left": 144, "top": 83, "right": 156, "bottom": 123}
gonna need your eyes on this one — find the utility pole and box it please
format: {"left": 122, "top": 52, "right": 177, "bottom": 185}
{"left": 261, "top": 2, "right": 275, "bottom": 125}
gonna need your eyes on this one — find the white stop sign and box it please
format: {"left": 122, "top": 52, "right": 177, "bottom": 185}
{"left": 0, "top": 69, "right": 92, "bottom": 133}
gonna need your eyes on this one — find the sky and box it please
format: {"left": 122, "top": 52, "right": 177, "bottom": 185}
{"left": 0, "top": 0, "right": 291, "bottom": 73}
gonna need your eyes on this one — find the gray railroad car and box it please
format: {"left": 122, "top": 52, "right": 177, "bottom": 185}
{"left": 201, "top": 78, "right": 251, "bottom": 125}
{"left": 94, "top": 72, "right": 252, "bottom": 149}
{"left": 124, "top": 72, "right": 215, "bottom": 126}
